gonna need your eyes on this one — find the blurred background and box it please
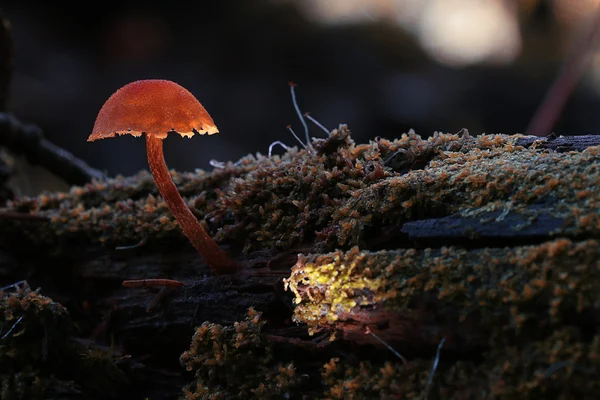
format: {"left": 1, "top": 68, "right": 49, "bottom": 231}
{"left": 3, "top": 0, "right": 600, "bottom": 186}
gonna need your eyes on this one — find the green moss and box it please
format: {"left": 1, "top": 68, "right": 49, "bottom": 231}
{"left": 285, "top": 239, "right": 600, "bottom": 337}
{"left": 4, "top": 154, "right": 260, "bottom": 249}
{"left": 4, "top": 128, "right": 600, "bottom": 398}
{"left": 333, "top": 137, "right": 600, "bottom": 247}
{"left": 479, "top": 327, "right": 600, "bottom": 399}
{"left": 0, "top": 283, "right": 75, "bottom": 399}
{"left": 0, "top": 127, "right": 507, "bottom": 253}
{"left": 7, "top": 128, "right": 600, "bottom": 255}
{"left": 283, "top": 239, "right": 600, "bottom": 398}
{"left": 6, "top": 128, "right": 600, "bottom": 255}
{"left": 180, "top": 308, "right": 302, "bottom": 399}
{"left": 0, "top": 284, "right": 127, "bottom": 399}
{"left": 320, "top": 357, "right": 432, "bottom": 399}
{"left": 317, "top": 327, "right": 600, "bottom": 400}
{"left": 428, "top": 327, "right": 600, "bottom": 399}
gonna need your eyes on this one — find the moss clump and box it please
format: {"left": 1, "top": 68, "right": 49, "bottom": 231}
{"left": 0, "top": 283, "right": 76, "bottom": 399}
{"left": 284, "top": 240, "right": 600, "bottom": 398}
{"left": 4, "top": 128, "right": 600, "bottom": 398}
{"left": 318, "top": 326, "right": 600, "bottom": 399}
{"left": 1, "top": 127, "right": 490, "bottom": 253}
{"left": 435, "top": 327, "right": 600, "bottom": 399}
{"left": 7, "top": 128, "right": 600, "bottom": 255}
{"left": 208, "top": 126, "right": 390, "bottom": 252}
{"left": 5, "top": 161, "right": 258, "bottom": 249}
{"left": 180, "top": 308, "right": 302, "bottom": 399}
{"left": 285, "top": 239, "right": 600, "bottom": 340}
{"left": 0, "top": 283, "right": 127, "bottom": 399}
{"left": 5, "top": 129, "right": 600, "bottom": 254}
{"left": 477, "top": 327, "right": 600, "bottom": 399}
{"left": 321, "top": 357, "right": 432, "bottom": 399}
{"left": 333, "top": 138, "right": 600, "bottom": 247}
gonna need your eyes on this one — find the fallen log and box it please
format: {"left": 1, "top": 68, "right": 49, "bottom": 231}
{"left": 2, "top": 128, "right": 600, "bottom": 399}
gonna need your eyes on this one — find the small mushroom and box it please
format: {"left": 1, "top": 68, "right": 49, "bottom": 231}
{"left": 88, "top": 79, "right": 239, "bottom": 274}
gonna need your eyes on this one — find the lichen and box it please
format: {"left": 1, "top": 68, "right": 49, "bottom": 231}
{"left": 179, "top": 308, "right": 302, "bottom": 399}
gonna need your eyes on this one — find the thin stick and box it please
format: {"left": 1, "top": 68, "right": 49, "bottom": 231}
{"left": 425, "top": 337, "right": 446, "bottom": 400}
{"left": 304, "top": 112, "right": 330, "bottom": 136}
{"left": 286, "top": 125, "right": 309, "bottom": 151}
{"left": 122, "top": 278, "right": 186, "bottom": 288}
{"left": 209, "top": 159, "right": 244, "bottom": 169}
{"left": 541, "top": 360, "right": 593, "bottom": 379}
{"left": 1, "top": 316, "right": 23, "bottom": 341}
{"left": 288, "top": 82, "right": 310, "bottom": 146}
{"left": 0, "top": 112, "right": 106, "bottom": 184}
{"left": 268, "top": 141, "right": 291, "bottom": 157}
{"left": 114, "top": 238, "right": 147, "bottom": 251}
{"left": 0, "top": 280, "right": 26, "bottom": 291}
{"left": 365, "top": 327, "right": 407, "bottom": 364}
{"left": 383, "top": 148, "right": 406, "bottom": 166}
{"left": 209, "top": 160, "right": 226, "bottom": 169}
{"left": 145, "top": 286, "right": 180, "bottom": 312}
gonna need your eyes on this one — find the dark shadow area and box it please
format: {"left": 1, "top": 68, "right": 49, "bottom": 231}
{"left": 3, "top": 0, "right": 600, "bottom": 181}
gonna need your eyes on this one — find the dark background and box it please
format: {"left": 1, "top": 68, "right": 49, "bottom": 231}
{"left": 3, "top": 0, "right": 600, "bottom": 179}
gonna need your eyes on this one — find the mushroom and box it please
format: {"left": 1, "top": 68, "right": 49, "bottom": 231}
{"left": 88, "top": 79, "right": 239, "bottom": 274}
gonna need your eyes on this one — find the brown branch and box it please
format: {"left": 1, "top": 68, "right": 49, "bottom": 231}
{"left": 0, "top": 112, "right": 106, "bottom": 185}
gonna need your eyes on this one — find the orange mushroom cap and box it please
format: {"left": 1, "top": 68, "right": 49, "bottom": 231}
{"left": 88, "top": 79, "right": 219, "bottom": 142}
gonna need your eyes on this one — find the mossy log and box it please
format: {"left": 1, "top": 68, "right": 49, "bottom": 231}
{"left": 2, "top": 128, "right": 600, "bottom": 399}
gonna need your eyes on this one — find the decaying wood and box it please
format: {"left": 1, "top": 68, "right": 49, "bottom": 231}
{"left": 1, "top": 126, "right": 600, "bottom": 398}
{"left": 0, "top": 240, "right": 298, "bottom": 398}
{"left": 397, "top": 204, "right": 564, "bottom": 248}
{"left": 516, "top": 133, "right": 600, "bottom": 152}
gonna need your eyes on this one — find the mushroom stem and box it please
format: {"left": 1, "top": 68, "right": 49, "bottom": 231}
{"left": 145, "top": 134, "right": 239, "bottom": 274}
